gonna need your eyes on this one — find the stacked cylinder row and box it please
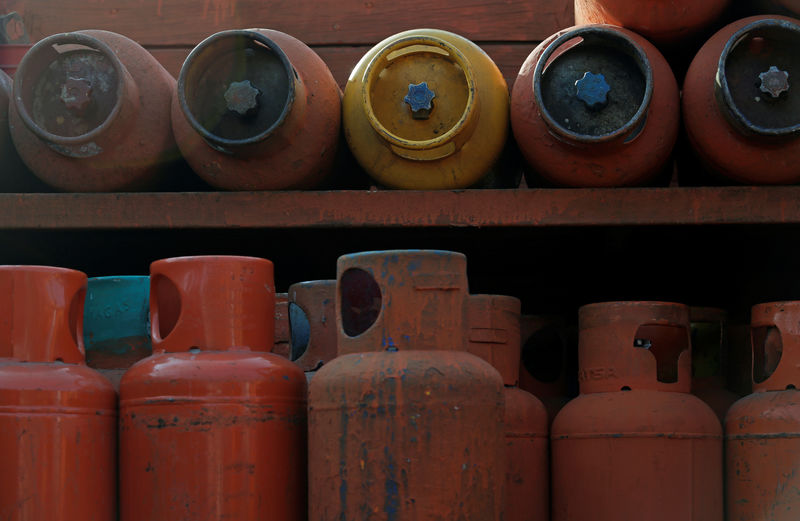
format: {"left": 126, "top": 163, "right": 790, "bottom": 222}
{"left": 1, "top": 251, "right": 798, "bottom": 520}
{"left": 2, "top": 5, "right": 800, "bottom": 191}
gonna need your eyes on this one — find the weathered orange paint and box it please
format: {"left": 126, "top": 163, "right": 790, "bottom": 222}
{"left": 683, "top": 16, "right": 800, "bottom": 184}
{"left": 9, "top": 30, "right": 177, "bottom": 192}
{"left": 172, "top": 29, "right": 341, "bottom": 190}
{"left": 288, "top": 280, "right": 336, "bottom": 373}
{"left": 273, "top": 292, "right": 290, "bottom": 358}
{"left": 0, "top": 68, "right": 46, "bottom": 193}
{"left": 119, "top": 256, "right": 307, "bottom": 521}
{"left": 574, "top": 0, "right": 730, "bottom": 46}
{"left": 0, "top": 266, "right": 116, "bottom": 521}
{"left": 466, "top": 294, "right": 549, "bottom": 521}
{"left": 309, "top": 250, "right": 505, "bottom": 521}
{"left": 552, "top": 301, "right": 723, "bottom": 521}
{"left": 511, "top": 24, "right": 680, "bottom": 187}
{"left": 726, "top": 301, "right": 800, "bottom": 521}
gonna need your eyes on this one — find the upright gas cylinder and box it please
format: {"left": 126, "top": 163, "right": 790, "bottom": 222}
{"left": 518, "top": 314, "right": 572, "bottom": 426}
{"left": 273, "top": 292, "right": 290, "bottom": 358}
{"left": 172, "top": 29, "right": 341, "bottom": 190}
{"left": 510, "top": 25, "right": 680, "bottom": 187}
{"left": 309, "top": 250, "right": 506, "bottom": 521}
{"left": 9, "top": 30, "right": 177, "bottom": 192}
{"left": 466, "top": 294, "right": 549, "bottom": 521}
{"left": 552, "top": 301, "right": 723, "bottom": 521}
{"left": 119, "top": 256, "right": 307, "bottom": 521}
{"left": 83, "top": 276, "right": 151, "bottom": 391}
{"left": 343, "top": 30, "right": 509, "bottom": 189}
{"left": 726, "top": 301, "right": 800, "bottom": 521}
{"left": 0, "top": 266, "right": 116, "bottom": 521}
{"left": 683, "top": 16, "right": 800, "bottom": 184}
{"left": 288, "top": 280, "right": 336, "bottom": 377}
{"left": 689, "top": 306, "right": 739, "bottom": 422}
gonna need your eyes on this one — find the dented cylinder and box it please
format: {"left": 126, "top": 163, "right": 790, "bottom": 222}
{"left": 0, "top": 266, "right": 116, "bottom": 521}
{"left": 119, "top": 256, "right": 307, "bottom": 521}
{"left": 552, "top": 301, "right": 723, "bottom": 521}
{"left": 288, "top": 280, "right": 336, "bottom": 374}
{"left": 510, "top": 24, "right": 679, "bottom": 187}
{"left": 9, "top": 30, "right": 178, "bottom": 191}
{"left": 172, "top": 29, "right": 341, "bottom": 190}
{"left": 726, "top": 301, "right": 800, "bottom": 521}
{"left": 309, "top": 250, "right": 506, "bottom": 521}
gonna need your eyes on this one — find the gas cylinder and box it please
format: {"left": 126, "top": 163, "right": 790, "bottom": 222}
{"left": 288, "top": 280, "right": 336, "bottom": 376}
{"left": 683, "top": 16, "right": 800, "bottom": 184}
{"left": 466, "top": 294, "right": 549, "bottom": 521}
{"left": 574, "top": 0, "right": 730, "bottom": 48}
{"left": 343, "top": 29, "right": 509, "bottom": 189}
{"left": 0, "top": 266, "right": 116, "bottom": 521}
{"left": 0, "top": 68, "right": 46, "bottom": 192}
{"left": 119, "top": 256, "right": 307, "bottom": 521}
{"left": 726, "top": 301, "right": 800, "bottom": 521}
{"left": 518, "top": 314, "right": 572, "bottom": 426}
{"left": 510, "top": 24, "right": 679, "bottom": 187}
{"left": 273, "top": 292, "right": 290, "bottom": 358}
{"left": 308, "top": 250, "right": 506, "bottom": 521}
{"left": 552, "top": 301, "right": 723, "bottom": 521}
{"left": 172, "top": 29, "right": 341, "bottom": 190}
{"left": 689, "top": 306, "right": 739, "bottom": 422}
{"left": 83, "top": 276, "right": 151, "bottom": 390}
{"left": 9, "top": 30, "right": 177, "bottom": 192}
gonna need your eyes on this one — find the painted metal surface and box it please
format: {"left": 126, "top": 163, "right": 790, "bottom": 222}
{"left": 0, "top": 266, "right": 116, "bottom": 521}
{"left": 288, "top": 280, "right": 336, "bottom": 373}
{"left": 273, "top": 292, "right": 290, "bottom": 358}
{"left": 0, "top": 68, "right": 46, "bottom": 192}
{"left": 83, "top": 276, "right": 150, "bottom": 390}
{"left": 552, "top": 301, "right": 723, "bottom": 521}
{"left": 574, "top": 0, "right": 730, "bottom": 46}
{"left": 689, "top": 306, "right": 739, "bottom": 422}
{"left": 119, "top": 256, "right": 307, "bottom": 521}
{"left": 511, "top": 24, "right": 679, "bottom": 187}
{"left": 683, "top": 16, "right": 800, "bottom": 184}
{"left": 344, "top": 29, "right": 509, "bottom": 189}
{"left": 172, "top": 29, "right": 341, "bottom": 190}
{"left": 726, "top": 301, "right": 800, "bottom": 521}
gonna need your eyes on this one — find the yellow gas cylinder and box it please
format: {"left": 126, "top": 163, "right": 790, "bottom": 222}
{"left": 343, "top": 29, "right": 509, "bottom": 189}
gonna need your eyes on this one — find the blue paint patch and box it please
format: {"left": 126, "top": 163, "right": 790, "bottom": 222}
{"left": 407, "top": 259, "right": 422, "bottom": 273}
{"left": 384, "top": 446, "right": 400, "bottom": 521}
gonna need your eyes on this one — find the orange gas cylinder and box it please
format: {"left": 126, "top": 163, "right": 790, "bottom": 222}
{"left": 0, "top": 266, "right": 116, "bottom": 521}
{"left": 574, "top": 0, "right": 730, "bottom": 47}
{"left": 9, "top": 30, "right": 177, "bottom": 192}
{"left": 726, "top": 301, "right": 800, "bottom": 521}
{"left": 510, "top": 25, "right": 679, "bottom": 187}
{"left": 172, "top": 29, "right": 341, "bottom": 190}
{"left": 552, "top": 301, "right": 723, "bottom": 521}
{"left": 518, "top": 315, "right": 572, "bottom": 426}
{"left": 683, "top": 16, "right": 800, "bottom": 184}
{"left": 308, "top": 250, "right": 506, "bottom": 521}
{"left": 273, "top": 292, "right": 290, "bottom": 358}
{"left": 689, "top": 306, "right": 740, "bottom": 422}
{"left": 466, "top": 294, "right": 549, "bottom": 521}
{"left": 119, "top": 256, "right": 306, "bottom": 521}
{"left": 343, "top": 29, "right": 509, "bottom": 189}
{"left": 288, "top": 280, "right": 336, "bottom": 374}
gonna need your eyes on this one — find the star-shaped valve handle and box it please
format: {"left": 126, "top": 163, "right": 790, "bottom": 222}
{"left": 759, "top": 66, "right": 790, "bottom": 99}
{"left": 575, "top": 71, "right": 610, "bottom": 110}
{"left": 224, "top": 80, "right": 261, "bottom": 117}
{"left": 404, "top": 82, "right": 436, "bottom": 120}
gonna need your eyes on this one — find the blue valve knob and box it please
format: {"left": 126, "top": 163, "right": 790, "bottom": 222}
{"left": 404, "top": 82, "right": 436, "bottom": 119}
{"left": 575, "top": 71, "right": 610, "bottom": 110}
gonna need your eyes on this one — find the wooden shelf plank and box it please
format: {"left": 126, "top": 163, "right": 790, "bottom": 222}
{"left": 1, "top": 187, "right": 799, "bottom": 230}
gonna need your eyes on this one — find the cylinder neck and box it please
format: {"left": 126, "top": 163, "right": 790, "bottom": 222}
{"left": 150, "top": 256, "right": 275, "bottom": 354}
{"left": 0, "top": 266, "right": 87, "bottom": 364}
{"left": 288, "top": 279, "right": 336, "bottom": 371}
{"left": 750, "top": 301, "right": 800, "bottom": 391}
{"left": 465, "top": 294, "right": 522, "bottom": 386}
{"left": 578, "top": 301, "right": 692, "bottom": 393}
{"left": 336, "top": 250, "right": 469, "bottom": 355}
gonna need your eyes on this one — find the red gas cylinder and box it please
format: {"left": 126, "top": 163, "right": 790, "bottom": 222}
{"left": 510, "top": 25, "right": 680, "bottom": 187}
{"left": 172, "top": 29, "right": 341, "bottom": 190}
{"left": 574, "top": 0, "right": 730, "bottom": 47}
{"left": 518, "top": 314, "right": 572, "bottom": 426}
{"left": 466, "top": 294, "right": 549, "bottom": 521}
{"left": 726, "top": 301, "right": 800, "bottom": 521}
{"left": 288, "top": 280, "right": 336, "bottom": 375}
{"left": 552, "top": 301, "right": 723, "bottom": 521}
{"left": 309, "top": 250, "right": 505, "bottom": 521}
{"left": 0, "top": 266, "right": 116, "bottom": 521}
{"left": 1, "top": 68, "right": 46, "bottom": 192}
{"left": 273, "top": 292, "right": 290, "bottom": 358}
{"left": 119, "top": 256, "right": 307, "bottom": 521}
{"left": 683, "top": 16, "right": 800, "bottom": 184}
{"left": 9, "top": 30, "right": 177, "bottom": 192}
{"left": 689, "top": 306, "right": 740, "bottom": 422}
